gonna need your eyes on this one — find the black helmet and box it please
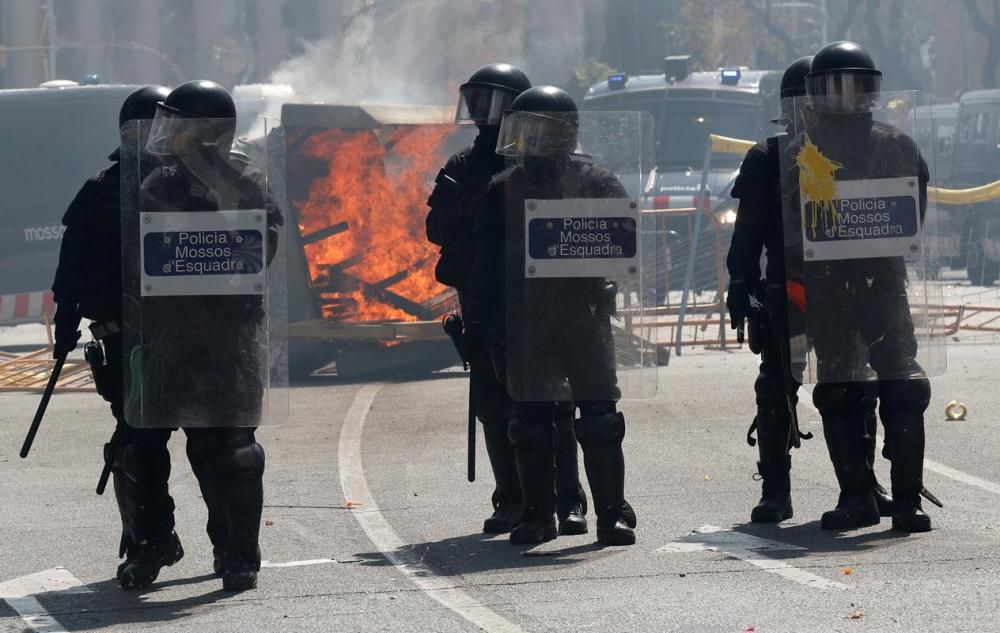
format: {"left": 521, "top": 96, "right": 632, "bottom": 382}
{"left": 147, "top": 80, "right": 237, "bottom": 157}
{"left": 806, "top": 41, "right": 881, "bottom": 113}
{"left": 119, "top": 85, "right": 171, "bottom": 129}
{"left": 781, "top": 56, "right": 813, "bottom": 100}
{"left": 159, "top": 80, "right": 236, "bottom": 119}
{"left": 456, "top": 63, "right": 531, "bottom": 126}
{"left": 496, "top": 86, "right": 579, "bottom": 157}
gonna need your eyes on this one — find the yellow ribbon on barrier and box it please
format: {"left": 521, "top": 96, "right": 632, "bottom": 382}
{"left": 709, "top": 133, "right": 1000, "bottom": 205}
{"left": 928, "top": 182, "right": 1000, "bottom": 205}
{"left": 709, "top": 134, "right": 756, "bottom": 156}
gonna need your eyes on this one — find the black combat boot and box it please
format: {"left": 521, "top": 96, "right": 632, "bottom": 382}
{"left": 820, "top": 416, "right": 880, "bottom": 530}
{"left": 508, "top": 417, "right": 558, "bottom": 545}
{"left": 556, "top": 485, "right": 589, "bottom": 536}
{"left": 862, "top": 392, "right": 894, "bottom": 517}
{"left": 117, "top": 531, "right": 185, "bottom": 590}
{"left": 577, "top": 412, "right": 635, "bottom": 546}
{"left": 750, "top": 408, "right": 793, "bottom": 523}
{"left": 884, "top": 410, "right": 931, "bottom": 533}
{"left": 555, "top": 405, "right": 588, "bottom": 536}
{"left": 220, "top": 455, "right": 265, "bottom": 591}
{"left": 482, "top": 419, "right": 523, "bottom": 534}
{"left": 112, "top": 435, "right": 180, "bottom": 590}
{"left": 751, "top": 457, "right": 793, "bottom": 523}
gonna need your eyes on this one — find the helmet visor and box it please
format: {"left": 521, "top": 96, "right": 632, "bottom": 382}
{"left": 456, "top": 86, "right": 517, "bottom": 125}
{"left": 147, "top": 105, "right": 235, "bottom": 157}
{"left": 146, "top": 105, "right": 182, "bottom": 156}
{"left": 806, "top": 71, "right": 881, "bottom": 113}
{"left": 496, "top": 111, "right": 578, "bottom": 157}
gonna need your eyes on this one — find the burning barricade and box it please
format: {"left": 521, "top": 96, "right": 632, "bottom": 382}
{"left": 280, "top": 104, "right": 474, "bottom": 377}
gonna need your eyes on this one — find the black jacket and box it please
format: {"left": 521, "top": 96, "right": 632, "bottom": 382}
{"left": 727, "top": 136, "right": 784, "bottom": 285}
{"left": 425, "top": 132, "right": 505, "bottom": 292}
{"left": 52, "top": 150, "right": 125, "bottom": 323}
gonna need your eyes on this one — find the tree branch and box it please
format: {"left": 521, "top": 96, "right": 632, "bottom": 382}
{"left": 743, "top": 0, "right": 796, "bottom": 60}
{"left": 960, "top": 0, "right": 1000, "bottom": 39}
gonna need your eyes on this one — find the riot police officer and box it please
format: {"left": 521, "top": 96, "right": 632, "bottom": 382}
{"left": 427, "top": 64, "right": 588, "bottom": 536}
{"left": 51, "top": 84, "right": 186, "bottom": 588}
{"left": 785, "top": 42, "right": 932, "bottom": 532}
{"left": 727, "top": 58, "right": 893, "bottom": 525}
{"left": 469, "top": 86, "right": 636, "bottom": 546}
{"left": 55, "top": 80, "right": 282, "bottom": 591}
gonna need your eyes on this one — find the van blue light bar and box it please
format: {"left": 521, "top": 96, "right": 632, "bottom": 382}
{"left": 607, "top": 73, "right": 628, "bottom": 90}
{"left": 720, "top": 68, "right": 741, "bottom": 85}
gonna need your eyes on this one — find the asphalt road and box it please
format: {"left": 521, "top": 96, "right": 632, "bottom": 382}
{"left": 2, "top": 342, "right": 999, "bottom": 633}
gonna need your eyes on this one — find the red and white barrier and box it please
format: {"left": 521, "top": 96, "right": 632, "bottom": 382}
{"left": 0, "top": 291, "right": 55, "bottom": 326}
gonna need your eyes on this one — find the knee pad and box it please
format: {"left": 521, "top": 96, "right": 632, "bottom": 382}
{"left": 120, "top": 440, "right": 170, "bottom": 485}
{"left": 217, "top": 441, "right": 266, "bottom": 481}
{"left": 812, "top": 382, "right": 866, "bottom": 417}
{"left": 878, "top": 378, "right": 931, "bottom": 414}
{"left": 575, "top": 411, "right": 625, "bottom": 446}
{"left": 507, "top": 414, "right": 555, "bottom": 450}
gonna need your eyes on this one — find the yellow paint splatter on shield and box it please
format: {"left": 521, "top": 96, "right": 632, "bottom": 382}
{"left": 796, "top": 135, "right": 843, "bottom": 239}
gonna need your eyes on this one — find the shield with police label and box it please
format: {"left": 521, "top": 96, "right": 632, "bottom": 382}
{"left": 120, "top": 117, "right": 288, "bottom": 428}
{"left": 779, "top": 90, "right": 946, "bottom": 385}
{"left": 497, "top": 110, "right": 660, "bottom": 402}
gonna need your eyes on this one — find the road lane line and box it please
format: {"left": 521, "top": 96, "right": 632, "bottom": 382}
{"left": 658, "top": 525, "right": 850, "bottom": 590}
{"left": 0, "top": 567, "right": 91, "bottom": 633}
{"left": 260, "top": 558, "right": 339, "bottom": 569}
{"left": 339, "top": 384, "right": 525, "bottom": 633}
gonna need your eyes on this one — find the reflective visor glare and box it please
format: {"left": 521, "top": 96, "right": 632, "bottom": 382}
{"left": 496, "top": 112, "right": 577, "bottom": 156}
{"left": 146, "top": 109, "right": 178, "bottom": 155}
{"left": 807, "top": 73, "right": 881, "bottom": 112}
{"left": 455, "top": 87, "right": 515, "bottom": 125}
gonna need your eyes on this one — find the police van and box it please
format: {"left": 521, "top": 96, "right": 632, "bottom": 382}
{"left": 0, "top": 83, "right": 138, "bottom": 325}
{"left": 583, "top": 56, "right": 779, "bottom": 296}
{"left": 949, "top": 91, "right": 1000, "bottom": 285}
{"left": 914, "top": 102, "right": 959, "bottom": 280}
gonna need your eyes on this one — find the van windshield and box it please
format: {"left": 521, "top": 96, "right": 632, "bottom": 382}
{"left": 584, "top": 91, "right": 762, "bottom": 169}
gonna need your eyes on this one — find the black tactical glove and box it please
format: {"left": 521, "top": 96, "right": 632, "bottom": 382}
{"left": 53, "top": 304, "right": 82, "bottom": 359}
{"left": 726, "top": 279, "right": 751, "bottom": 332}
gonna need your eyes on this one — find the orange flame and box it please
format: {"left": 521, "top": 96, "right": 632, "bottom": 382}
{"left": 296, "top": 126, "right": 458, "bottom": 322}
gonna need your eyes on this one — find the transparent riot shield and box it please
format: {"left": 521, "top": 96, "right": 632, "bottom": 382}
{"left": 120, "top": 117, "right": 287, "bottom": 428}
{"left": 499, "top": 110, "right": 659, "bottom": 402}
{"left": 780, "top": 91, "right": 947, "bottom": 385}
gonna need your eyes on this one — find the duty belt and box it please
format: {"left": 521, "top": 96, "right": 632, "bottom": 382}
{"left": 89, "top": 320, "right": 121, "bottom": 340}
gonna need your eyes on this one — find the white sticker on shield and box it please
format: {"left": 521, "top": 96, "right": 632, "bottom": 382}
{"left": 801, "top": 177, "right": 922, "bottom": 262}
{"left": 140, "top": 210, "right": 267, "bottom": 296}
{"left": 524, "top": 198, "right": 640, "bottom": 279}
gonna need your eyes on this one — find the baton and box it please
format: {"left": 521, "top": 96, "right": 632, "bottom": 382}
{"left": 467, "top": 363, "right": 476, "bottom": 482}
{"left": 736, "top": 320, "right": 745, "bottom": 345}
{"left": 96, "top": 422, "right": 125, "bottom": 496}
{"left": 20, "top": 353, "right": 67, "bottom": 459}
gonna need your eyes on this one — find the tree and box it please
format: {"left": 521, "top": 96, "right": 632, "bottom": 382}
{"left": 961, "top": 0, "right": 1000, "bottom": 89}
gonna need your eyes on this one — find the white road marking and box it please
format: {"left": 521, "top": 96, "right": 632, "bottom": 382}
{"left": 802, "top": 384, "right": 1000, "bottom": 497}
{"left": 658, "top": 525, "right": 851, "bottom": 590}
{"left": 338, "top": 384, "right": 525, "bottom": 633}
{"left": 0, "top": 567, "right": 91, "bottom": 633}
{"left": 260, "top": 558, "right": 339, "bottom": 569}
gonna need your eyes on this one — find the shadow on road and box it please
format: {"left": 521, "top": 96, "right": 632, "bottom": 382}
{"left": 31, "top": 576, "right": 238, "bottom": 632}
{"left": 732, "top": 519, "right": 913, "bottom": 557}
{"left": 353, "top": 530, "right": 621, "bottom": 577}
